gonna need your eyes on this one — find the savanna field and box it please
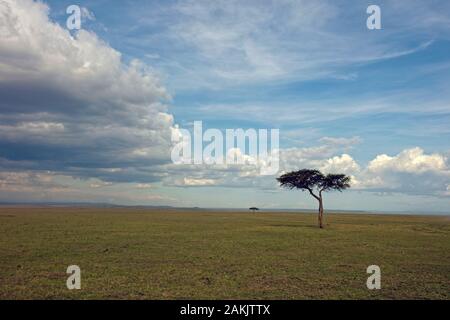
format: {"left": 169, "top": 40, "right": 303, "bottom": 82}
{"left": 0, "top": 207, "right": 449, "bottom": 299}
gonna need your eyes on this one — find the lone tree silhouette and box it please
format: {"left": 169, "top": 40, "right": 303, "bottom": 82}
{"left": 249, "top": 207, "right": 259, "bottom": 213}
{"left": 277, "top": 169, "right": 351, "bottom": 228}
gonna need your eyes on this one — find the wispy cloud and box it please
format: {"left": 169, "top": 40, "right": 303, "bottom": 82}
{"left": 121, "top": 0, "right": 449, "bottom": 89}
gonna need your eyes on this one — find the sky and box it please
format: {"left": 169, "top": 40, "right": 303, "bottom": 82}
{"left": 0, "top": 0, "right": 449, "bottom": 212}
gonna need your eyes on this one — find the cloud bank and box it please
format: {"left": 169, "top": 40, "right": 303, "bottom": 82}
{"left": 0, "top": 0, "right": 174, "bottom": 186}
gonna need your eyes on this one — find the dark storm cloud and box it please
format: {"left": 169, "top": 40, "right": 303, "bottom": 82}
{"left": 0, "top": 0, "right": 175, "bottom": 184}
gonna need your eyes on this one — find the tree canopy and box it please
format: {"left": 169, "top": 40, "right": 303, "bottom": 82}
{"left": 277, "top": 169, "right": 350, "bottom": 194}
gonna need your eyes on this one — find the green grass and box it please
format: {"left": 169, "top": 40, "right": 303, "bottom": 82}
{"left": 0, "top": 207, "right": 449, "bottom": 299}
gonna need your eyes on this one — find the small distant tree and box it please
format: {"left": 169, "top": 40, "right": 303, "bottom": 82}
{"left": 276, "top": 169, "right": 351, "bottom": 228}
{"left": 249, "top": 207, "right": 259, "bottom": 213}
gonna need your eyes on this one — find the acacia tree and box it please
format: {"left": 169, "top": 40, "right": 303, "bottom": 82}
{"left": 276, "top": 169, "right": 351, "bottom": 228}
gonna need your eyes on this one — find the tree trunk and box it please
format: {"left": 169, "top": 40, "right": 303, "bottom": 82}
{"left": 318, "top": 194, "right": 324, "bottom": 228}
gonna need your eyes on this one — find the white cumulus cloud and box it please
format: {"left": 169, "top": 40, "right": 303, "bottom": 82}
{"left": 0, "top": 0, "right": 175, "bottom": 184}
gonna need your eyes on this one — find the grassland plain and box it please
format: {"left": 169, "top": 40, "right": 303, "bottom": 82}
{"left": 0, "top": 207, "right": 449, "bottom": 300}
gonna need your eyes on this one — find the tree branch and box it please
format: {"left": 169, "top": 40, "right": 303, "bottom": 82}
{"left": 307, "top": 188, "right": 320, "bottom": 201}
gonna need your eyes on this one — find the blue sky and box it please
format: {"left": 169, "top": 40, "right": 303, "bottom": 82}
{"left": 46, "top": 0, "right": 449, "bottom": 155}
{"left": 0, "top": 0, "right": 449, "bottom": 212}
